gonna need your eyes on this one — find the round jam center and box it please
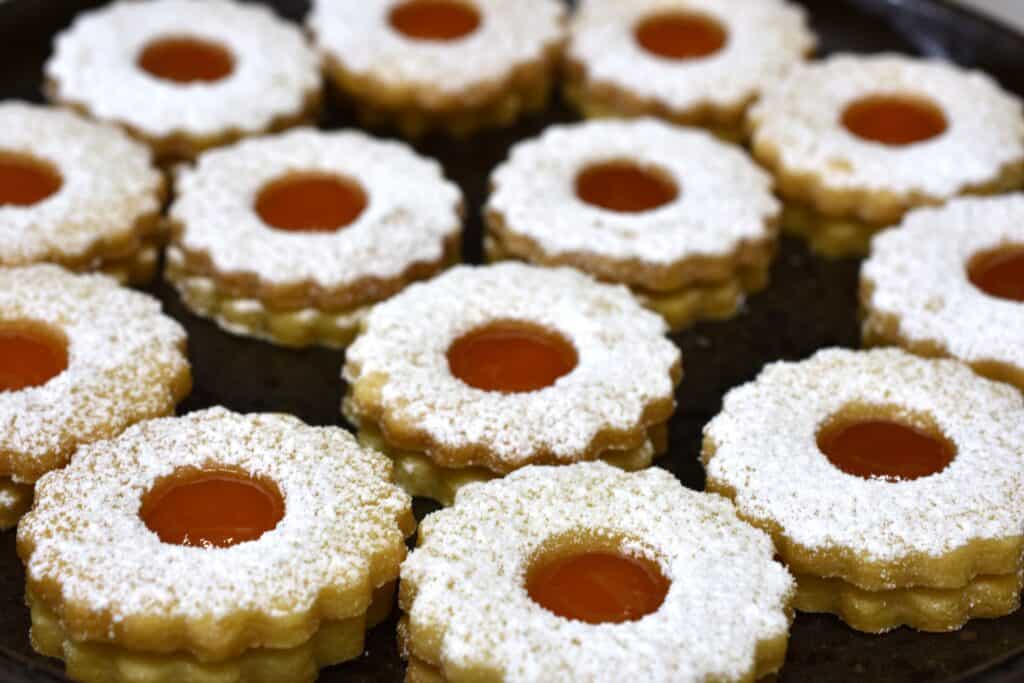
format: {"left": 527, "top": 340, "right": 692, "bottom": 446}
{"left": 968, "top": 246, "right": 1024, "bottom": 302}
{"left": 0, "top": 156, "right": 62, "bottom": 207}
{"left": 0, "top": 328, "right": 68, "bottom": 392}
{"left": 527, "top": 551, "right": 669, "bottom": 624}
{"left": 817, "top": 419, "right": 955, "bottom": 481}
{"left": 141, "top": 470, "right": 285, "bottom": 548}
{"left": 255, "top": 174, "right": 368, "bottom": 232}
{"left": 635, "top": 13, "right": 727, "bottom": 60}
{"left": 842, "top": 96, "right": 947, "bottom": 146}
{"left": 389, "top": 1, "right": 481, "bottom": 41}
{"left": 138, "top": 37, "right": 234, "bottom": 84}
{"left": 576, "top": 162, "right": 678, "bottom": 213}
{"left": 447, "top": 322, "right": 577, "bottom": 393}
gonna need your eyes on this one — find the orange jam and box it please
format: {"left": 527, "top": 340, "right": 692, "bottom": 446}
{"left": 527, "top": 551, "right": 669, "bottom": 624}
{"left": 576, "top": 162, "right": 678, "bottom": 213}
{"left": 635, "top": 13, "right": 727, "bottom": 60}
{"left": 389, "top": 0, "right": 481, "bottom": 41}
{"left": 817, "top": 419, "right": 955, "bottom": 481}
{"left": 0, "top": 327, "right": 68, "bottom": 392}
{"left": 255, "top": 174, "right": 368, "bottom": 232}
{"left": 447, "top": 322, "right": 577, "bottom": 393}
{"left": 968, "top": 246, "right": 1024, "bottom": 302}
{"left": 141, "top": 469, "right": 285, "bottom": 548}
{"left": 138, "top": 37, "right": 234, "bottom": 84}
{"left": 0, "top": 155, "right": 62, "bottom": 207}
{"left": 842, "top": 96, "right": 947, "bottom": 146}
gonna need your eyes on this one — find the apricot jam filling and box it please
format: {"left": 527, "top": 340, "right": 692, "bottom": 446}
{"left": 389, "top": 1, "right": 481, "bottom": 42}
{"left": 138, "top": 36, "right": 235, "bottom": 84}
{"left": 527, "top": 550, "right": 669, "bottom": 624}
{"left": 255, "top": 173, "right": 368, "bottom": 232}
{"left": 817, "top": 418, "right": 955, "bottom": 481}
{"left": 141, "top": 469, "right": 285, "bottom": 548}
{"left": 841, "top": 95, "right": 947, "bottom": 146}
{"left": 575, "top": 161, "right": 678, "bottom": 213}
{"left": 0, "top": 325, "right": 68, "bottom": 392}
{"left": 968, "top": 246, "right": 1024, "bottom": 303}
{"left": 447, "top": 322, "right": 577, "bottom": 393}
{"left": 634, "top": 12, "right": 727, "bottom": 61}
{"left": 0, "top": 154, "right": 62, "bottom": 207}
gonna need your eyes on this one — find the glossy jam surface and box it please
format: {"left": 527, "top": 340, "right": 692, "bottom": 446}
{"left": 255, "top": 174, "right": 368, "bottom": 232}
{"left": 968, "top": 246, "right": 1024, "bottom": 302}
{"left": 842, "top": 96, "right": 948, "bottom": 146}
{"left": 0, "top": 155, "right": 62, "bottom": 207}
{"left": 138, "top": 37, "right": 234, "bottom": 84}
{"left": 0, "top": 327, "right": 68, "bottom": 392}
{"left": 141, "top": 469, "right": 285, "bottom": 548}
{"left": 635, "top": 12, "right": 727, "bottom": 60}
{"left": 447, "top": 322, "right": 577, "bottom": 393}
{"left": 818, "top": 419, "right": 955, "bottom": 481}
{"left": 576, "top": 162, "right": 678, "bottom": 213}
{"left": 527, "top": 551, "right": 670, "bottom": 624}
{"left": 389, "top": 0, "right": 481, "bottom": 41}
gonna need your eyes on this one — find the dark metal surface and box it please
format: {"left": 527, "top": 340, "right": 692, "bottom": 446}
{"left": 1, "top": 1, "right": 1024, "bottom": 681}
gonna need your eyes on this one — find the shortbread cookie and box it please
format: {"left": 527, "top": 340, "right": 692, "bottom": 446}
{"left": 486, "top": 119, "right": 780, "bottom": 331}
{"left": 862, "top": 195, "right": 1024, "bottom": 392}
{"left": 0, "top": 103, "right": 165, "bottom": 284}
{"left": 343, "top": 263, "right": 682, "bottom": 504}
{"left": 0, "top": 265, "right": 191, "bottom": 530}
{"left": 702, "top": 348, "right": 1024, "bottom": 632}
{"left": 566, "top": 0, "right": 814, "bottom": 140}
{"left": 46, "top": 0, "right": 321, "bottom": 161}
{"left": 400, "top": 462, "right": 794, "bottom": 682}
{"left": 749, "top": 54, "right": 1024, "bottom": 257}
{"left": 308, "top": 0, "right": 566, "bottom": 137}
{"left": 165, "top": 128, "right": 463, "bottom": 349}
{"left": 17, "top": 408, "right": 415, "bottom": 683}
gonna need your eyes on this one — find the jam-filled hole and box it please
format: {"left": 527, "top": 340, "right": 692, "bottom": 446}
{"left": 0, "top": 322, "right": 69, "bottom": 392}
{"left": 138, "top": 36, "right": 235, "bottom": 84}
{"left": 447, "top": 321, "right": 578, "bottom": 393}
{"left": 968, "top": 245, "right": 1024, "bottom": 303}
{"left": 575, "top": 161, "right": 679, "bottom": 214}
{"left": 140, "top": 468, "right": 285, "bottom": 548}
{"left": 841, "top": 95, "right": 948, "bottom": 146}
{"left": 634, "top": 12, "right": 727, "bottom": 60}
{"left": 389, "top": 0, "right": 481, "bottom": 42}
{"left": 255, "top": 173, "right": 368, "bottom": 233}
{"left": 0, "top": 153, "right": 63, "bottom": 207}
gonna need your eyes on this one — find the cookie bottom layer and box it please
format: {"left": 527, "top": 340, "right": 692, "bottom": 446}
{"left": 0, "top": 477, "right": 33, "bottom": 530}
{"left": 781, "top": 202, "right": 884, "bottom": 259}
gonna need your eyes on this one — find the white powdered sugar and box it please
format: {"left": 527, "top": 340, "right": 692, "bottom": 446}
{"left": 0, "top": 103, "right": 162, "bottom": 266}
{"left": 862, "top": 195, "right": 1024, "bottom": 373}
{"left": 170, "top": 127, "right": 462, "bottom": 292}
{"left": 401, "top": 462, "right": 794, "bottom": 682}
{"left": 46, "top": 0, "right": 320, "bottom": 143}
{"left": 308, "top": 0, "right": 566, "bottom": 96}
{"left": 344, "top": 263, "right": 680, "bottom": 467}
{"left": 487, "top": 118, "right": 779, "bottom": 269}
{"left": 0, "top": 265, "right": 189, "bottom": 483}
{"left": 703, "top": 348, "right": 1024, "bottom": 563}
{"left": 569, "top": 0, "right": 814, "bottom": 115}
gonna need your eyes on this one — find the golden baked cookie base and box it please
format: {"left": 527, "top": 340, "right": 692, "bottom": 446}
{"left": 30, "top": 583, "right": 395, "bottom": 683}
{"left": 781, "top": 201, "right": 884, "bottom": 259}
{"left": 0, "top": 477, "right": 33, "bottom": 530}
{"left": 794, "top": 572, "right": 1023, "bottom": 634}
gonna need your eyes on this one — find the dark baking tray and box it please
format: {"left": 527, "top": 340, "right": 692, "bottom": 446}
{"left": 2, "top": 0, "right": 1024, "bottom": 681}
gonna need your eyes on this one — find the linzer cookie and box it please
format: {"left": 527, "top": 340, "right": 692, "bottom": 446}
{"left": 46, "top": 0, "right": 321, "bottom": 161}
{"left": 0, "top": 103, "right": 164, "bottom": 284}
{"left": 342, "top": 263, "right": 681, "bottom": 505}
{"left": 862, "top": 195, "right": 1024, "bottom": 392}
{"left": 399, "top": 462, "right": 795, "bottom": 681}
{"left": 486, "top": 119, "right": 780, "bottom": 331}
{"left": 307, "top": 0, "right": 566, "bottom": 137}
{"left": 17, "top": 408, "right": 414, "bottom": 683}
{"left": 0, "top": 265, "right": 191, "bottom": 530}
{"left": 566, "top": 0, "right": 814, "bottom": 140}
{"left": 165, "top": 128, "right": 463, "bottom": 349}
{"left": 749, "top": 54, "right": 1024, "bottom": 257}
{"left": 703, "top": 348, "right": 1024, "bottom": 633}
